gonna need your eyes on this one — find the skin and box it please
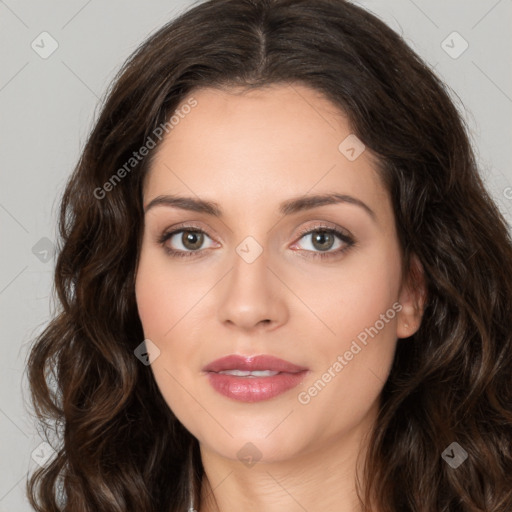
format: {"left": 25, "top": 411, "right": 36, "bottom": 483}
{"left": 135, "top": 83, "right": 426, "bottom": 512}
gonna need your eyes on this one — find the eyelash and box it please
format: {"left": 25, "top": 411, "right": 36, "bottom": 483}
{"left": 156, "top": 222, "right": 356, "bottom": 260}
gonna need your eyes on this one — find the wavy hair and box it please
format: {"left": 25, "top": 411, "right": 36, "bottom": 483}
{"left": 24, "top": 0, "right": 512, "bottom": 510}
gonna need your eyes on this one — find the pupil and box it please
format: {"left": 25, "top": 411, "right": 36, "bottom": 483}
{"left": 313, "top": 231, "right": 333, "bottom": 251}
{"left": 183, "top": 231, "right": 203, "bottom": 250}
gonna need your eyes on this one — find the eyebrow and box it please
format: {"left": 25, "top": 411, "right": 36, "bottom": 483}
{"left": 143, "top": 192, "right": 376, "bottom": 221}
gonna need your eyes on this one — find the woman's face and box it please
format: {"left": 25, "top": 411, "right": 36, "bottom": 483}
{"left": 135, "top": 84, "right": 423, "bottom": 463}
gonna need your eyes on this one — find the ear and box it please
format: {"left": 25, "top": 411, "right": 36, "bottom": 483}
{"left": 396, "top": 253, "right": 427, "bottom": 339}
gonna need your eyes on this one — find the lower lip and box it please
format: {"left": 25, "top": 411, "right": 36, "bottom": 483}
{"left": 206, "top": 371, "right": 308, "bottom": 402}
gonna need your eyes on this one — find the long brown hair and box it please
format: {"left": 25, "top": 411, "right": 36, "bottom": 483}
{"left": 24, "top": 0, "right": 512, "bottom": 510}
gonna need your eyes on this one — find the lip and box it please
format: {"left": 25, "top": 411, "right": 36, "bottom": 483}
{"left": 202, "top": 354, "right": 308, "bottom": 373}
{"left": 203, "top": 354, "right": 309, "bottom": 402}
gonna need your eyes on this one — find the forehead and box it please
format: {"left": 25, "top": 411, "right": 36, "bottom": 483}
{"left": 143, "top": 84, "right": 388, "bottom": 219}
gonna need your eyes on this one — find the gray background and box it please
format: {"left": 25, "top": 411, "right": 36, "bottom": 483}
{"left": 1, "top": 0, "right": 511, "bottom": 509}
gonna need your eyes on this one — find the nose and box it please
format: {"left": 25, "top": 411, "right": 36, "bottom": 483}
{"left": 216, "top": 247, "right": 288, "bottom": 332}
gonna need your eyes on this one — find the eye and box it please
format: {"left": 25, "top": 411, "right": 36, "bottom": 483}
{"left": 157, "top": 224, "right": 217, "bottom": 258}
{"left": 292, "top": 223, "right": 356, "bottom": 260}
{"left": 156, "top": 222, "right": 356, "bottom": 260}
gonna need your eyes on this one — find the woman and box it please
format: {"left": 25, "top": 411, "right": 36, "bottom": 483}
{"left": 25, "top": 0, "right": 512, "bottom": 511}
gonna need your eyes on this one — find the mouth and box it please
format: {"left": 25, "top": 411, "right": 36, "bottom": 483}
{"left": 216, "top": 369, "right": 281, "bottom": 377}
{"left": 202, "top": 354, "right": 309, "bottom": 402}
{"left": 202, "top": 354, "right": 308, "bottom": 373}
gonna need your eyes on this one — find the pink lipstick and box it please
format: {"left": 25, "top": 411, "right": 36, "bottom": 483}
{"left": 202, "top": 354, "right": 309, "bottom": 402}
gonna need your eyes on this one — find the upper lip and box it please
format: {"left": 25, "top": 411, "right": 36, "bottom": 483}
{"left": 202, "top": 355, "right": 308, "bottom": 373}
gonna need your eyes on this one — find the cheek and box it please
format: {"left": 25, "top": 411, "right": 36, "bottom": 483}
{"left": 304, "top": 239, "right": 402, "bottom": 344}
{"left": 299, "top": 241, "right": 402, "bottom": 401}
{"left": 135, "top": 248, "right": 203, "bottom": 339}
{"left": 135, "top": 267, "right": 168, "bottom": 339}
{"left": 134, "top": 255, "right": 200, "bottom": 415}
{"left": 134, "top": 249, "right": 209, "bottom": 379}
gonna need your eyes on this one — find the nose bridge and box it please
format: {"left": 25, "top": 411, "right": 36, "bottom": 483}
{"left": 233, "top": 237, "right": 268, "bottom": 286}
{"left": 230, "top": 237, "right": 272, "bottom": 303}
{"left": 216, "top": 235, "right": 286, "bottom": 329}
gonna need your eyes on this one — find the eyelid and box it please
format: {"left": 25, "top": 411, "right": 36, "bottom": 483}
{"left": 294, "top": 220, "right": 351, "bottom": 239}
{"left": 155, "top": 221, "right": 219, "bottom": 247}
{"left": 156, "top": 220, "right": 219, "bottom": 240}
